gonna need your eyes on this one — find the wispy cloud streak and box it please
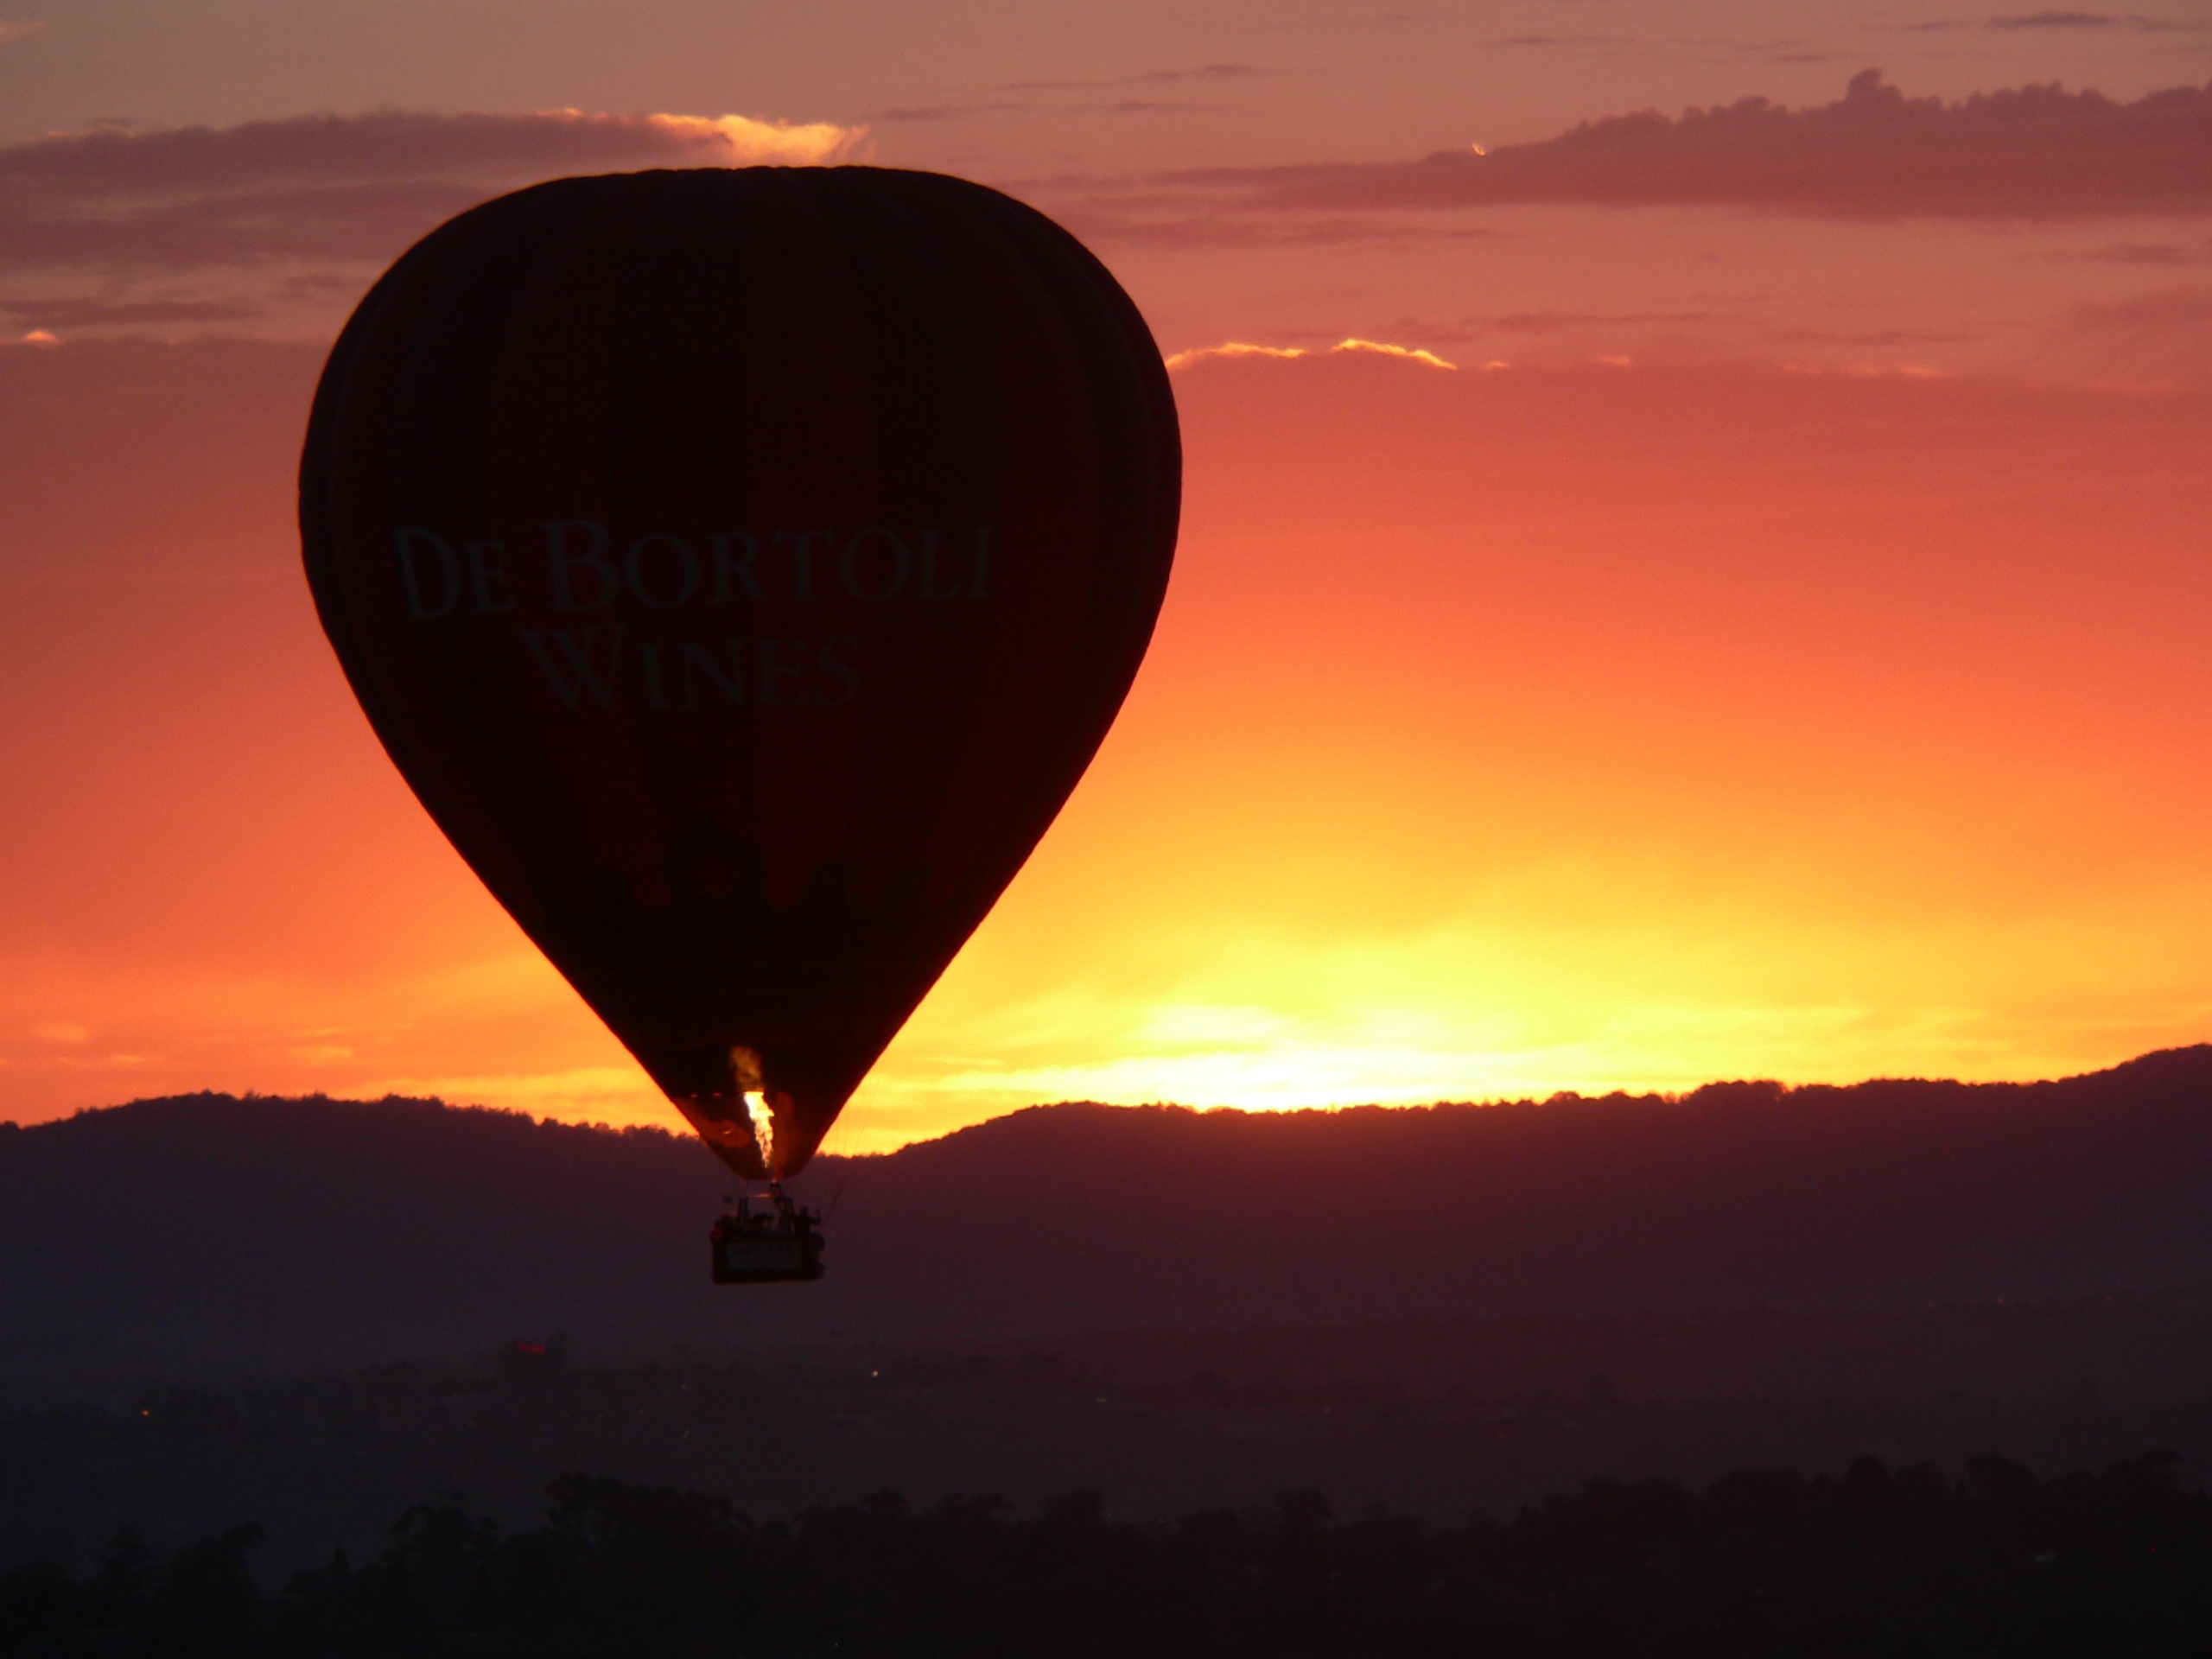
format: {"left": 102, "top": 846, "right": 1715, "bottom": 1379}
{"left": 1166, "top": 337, "right": 1459, "bottom": 371}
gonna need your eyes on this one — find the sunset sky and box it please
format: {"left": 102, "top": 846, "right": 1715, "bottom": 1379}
{"left": 3, "top": 3, "right": 2209, "bottom": 1152}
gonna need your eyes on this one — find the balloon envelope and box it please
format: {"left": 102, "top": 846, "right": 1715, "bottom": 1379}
{"left": 300, "top": 167, "right": 1180, "bottom": 1179}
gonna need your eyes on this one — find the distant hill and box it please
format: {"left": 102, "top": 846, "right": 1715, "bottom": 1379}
{"left": 3, "top": 1047, "right": 2211, "bottom": 1376}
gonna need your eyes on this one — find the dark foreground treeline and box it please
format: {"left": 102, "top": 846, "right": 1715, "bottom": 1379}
{"left": 6, "top": 1456, "right": 2209, "bottom": 1658}
{"left": 10, "top": 1332, "right": 2212, "bottom": 1578}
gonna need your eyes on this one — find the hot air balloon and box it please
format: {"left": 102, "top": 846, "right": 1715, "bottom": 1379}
{"left": 299, "top": 168, "right": 1180, "bottom": 1279}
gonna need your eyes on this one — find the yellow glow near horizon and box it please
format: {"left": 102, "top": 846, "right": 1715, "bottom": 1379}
{"left": 3, "top": 358, "right": 2209, "bottom": 1149}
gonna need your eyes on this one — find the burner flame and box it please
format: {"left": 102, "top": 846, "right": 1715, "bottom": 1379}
{"left": 742, "top": 1088, "right": 775, "bottom": 1172}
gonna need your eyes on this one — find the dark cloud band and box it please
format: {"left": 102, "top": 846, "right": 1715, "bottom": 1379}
{"left": 1159, "top": 71, "right": 2212, "bottom": 222}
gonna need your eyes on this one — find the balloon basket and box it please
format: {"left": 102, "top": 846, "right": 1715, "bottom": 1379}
{"left": 709, "top": 1189, "right": 826, "bottom": 1285}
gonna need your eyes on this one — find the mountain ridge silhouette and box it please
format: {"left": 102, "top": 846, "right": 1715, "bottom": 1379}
{"left": 4, "top": 1045, "right": 2209, "bottom": 1376}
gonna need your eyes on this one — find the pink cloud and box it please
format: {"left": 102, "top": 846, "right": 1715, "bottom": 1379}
{"left": 0, "top": 109, "right": 864, "bottom": 291}
{"left": 1163, "top": 70, "right": 2212, "bottom": 221}
{"left": 1, "top": 109, "right": 860, "bottom": 196}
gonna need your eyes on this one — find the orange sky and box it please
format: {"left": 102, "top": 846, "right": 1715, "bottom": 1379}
{"left": 3, "top": 4, "right": 2209, "bottom": 1146}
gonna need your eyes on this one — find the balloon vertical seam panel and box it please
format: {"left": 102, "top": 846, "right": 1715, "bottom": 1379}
{"left": 897, "top": 173, "right": 1180, "bottom": 927}
{"left": 300, "top": 167, "right": 1179, "bottom": 1179}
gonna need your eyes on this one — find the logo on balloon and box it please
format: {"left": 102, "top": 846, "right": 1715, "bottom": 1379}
{"left": 389, "top": 519, "right": 995, "bottom": 714}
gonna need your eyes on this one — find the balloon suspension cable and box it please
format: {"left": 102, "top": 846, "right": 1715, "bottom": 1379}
{"left": 823, "top": 1160, "right": 854, "bottom": 1224}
